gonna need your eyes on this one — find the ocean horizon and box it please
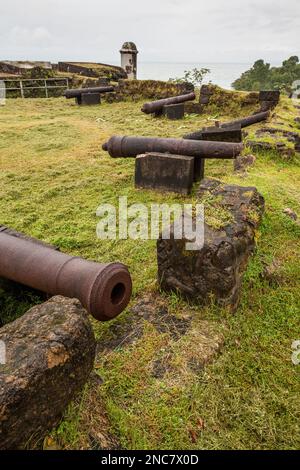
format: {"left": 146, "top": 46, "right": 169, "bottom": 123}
{"left": 138, "top": 62, "right": 252, "bottom": 90}
{"left": 111, "top": 61, "right": 280, "bottom": 90}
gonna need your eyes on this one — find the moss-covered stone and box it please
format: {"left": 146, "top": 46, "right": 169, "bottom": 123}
{"left": 199, "top": 84, "right": 259, "bottom": 116}
{"left": 115, "top": 79, "right": 194, "bottom": 102}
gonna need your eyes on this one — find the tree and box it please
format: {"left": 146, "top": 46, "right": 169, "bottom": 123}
{"left": 232, "top": 60, "right": 270, "bottom": 91}
{"left": 169, "top": 68, "right": 210, "bottom": 88}
{"left": 232, "top": 56, "right": 300, "bottom": 93}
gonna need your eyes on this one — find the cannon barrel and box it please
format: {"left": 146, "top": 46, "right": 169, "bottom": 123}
{"left": 221, "top": 111, "right": 270, "bottom": 129}
{"left": 102, "top": 135, "right": 243, "bottom": 159}
{"left": 0, "top": 230, "right": 132, "bottom": 322}
{"left": 65, "top": 86, "right": 115, "bottom": 99}
{"left": 141, "top": 92, "right": 196, "bottom": 114}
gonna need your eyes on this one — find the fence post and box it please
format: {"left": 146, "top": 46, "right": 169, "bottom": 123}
{"left": 44, "top": 79, "right": 48, "bottom": 98}
{"left": 0, "top": 80, "right": 6, "bottom": 105}
{"left": 20, "top": 81, "right": 24, "bottom": 99}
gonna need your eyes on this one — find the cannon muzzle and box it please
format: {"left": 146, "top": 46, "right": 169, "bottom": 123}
{"left": 141, "top": 92, "right": 196, "bottom": 114}
{"left": 0, "top": 230, "right": 132, "bottom": 322}
{"left": 65, "top": 86, "right": 115, "bottom": 99}
{"left": 102, "top": 135, "right": 243, "bottom": 159}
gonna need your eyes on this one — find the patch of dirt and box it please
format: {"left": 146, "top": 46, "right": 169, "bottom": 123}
{"left": 151, "top": 354, "right": 173, "bottom": 379}
{"left": 97, "top": 293, "right": 192, "bottom": 354}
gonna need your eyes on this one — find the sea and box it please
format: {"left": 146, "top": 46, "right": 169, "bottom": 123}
{"left": 133, "top": 62, "right": 252, "bottom": 90}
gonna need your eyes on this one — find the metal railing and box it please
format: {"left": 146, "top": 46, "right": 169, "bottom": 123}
{"left": 0, "top": 77, "right": 69, "bottom": 98}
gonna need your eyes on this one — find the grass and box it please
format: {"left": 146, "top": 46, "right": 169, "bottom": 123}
{"left": 0, "top": 96, "right": 300, "bottom": 450}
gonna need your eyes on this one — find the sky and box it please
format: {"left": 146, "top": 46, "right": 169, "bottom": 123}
{"left": 0, "top": 0, "right": 299, "bottom": 64}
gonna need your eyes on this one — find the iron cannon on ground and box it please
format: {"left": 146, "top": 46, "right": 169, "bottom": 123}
{"left": 0, "top": 226, "right": 132, "bottom": 322}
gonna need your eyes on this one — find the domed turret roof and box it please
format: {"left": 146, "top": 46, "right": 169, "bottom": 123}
{"left": 120, "top": 42, "right": 138, "bottom": 52}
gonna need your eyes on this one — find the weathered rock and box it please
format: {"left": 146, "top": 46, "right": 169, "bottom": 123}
{"left": 0, "top": 296, "right": 96, "bottom": 449}
{"left": 234, "top": 154, "right": 256, "bottom": 173}
{"left": 157, "top": 179, "right": 265, "bottom": 311}
{"left": 283, "top": 208, "right": 298, "bottom": 221}
{"left": 261, "top": 260, "right": 283, "bottom": 285}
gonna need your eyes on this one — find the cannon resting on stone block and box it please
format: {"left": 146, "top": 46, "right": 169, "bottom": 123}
{"left": 141, "top": 92, "right": 196, "bottom": 119}
{"left": 102, "top": 135, "right": 243, "bottom": 159}
{"left": 0, "top": 226, "right": 132, "bottom": 322}
{"left": 65, "top": 86, "right": 115, "bottom": 106}
{"left": 103, "top": 135, "right": 243, "bottom": 187}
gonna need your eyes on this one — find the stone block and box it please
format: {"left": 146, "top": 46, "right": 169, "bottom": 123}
{"left": 200, "top": 95, "right": 210, "bottom": 105}
{"left": 184, "top": 125, "right": 242, "bottom": 143}
{"left": 201, "top": 125, "right": 242, "bottom": 143}
{"left": 135, "top": 153, "right": 194, "bottom": 194}
{"left": 194, "top": 158, "right": 205, "bottom": 181}
{"left": 200, "top": 85, "right": 214, "bottom": 96}
{"left": 259, "top": 100, "right": 278, "bottom": 112}
{"left": 157, "top": 178, "right": 265, "bottom": 311}
{"left": 77, "top": 92, "right": 101, "bottom": 106}
{"left": 259, "top": 90, "right": 280, "bottom": 102}
{"left": 163, "top": 103, "right": 185, "bottom": 120}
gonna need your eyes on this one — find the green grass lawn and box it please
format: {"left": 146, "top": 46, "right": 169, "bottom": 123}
{"left": 0, "top": 96, "right": 299, "bottom": 450}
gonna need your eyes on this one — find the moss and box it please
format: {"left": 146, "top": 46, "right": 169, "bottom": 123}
{"left": 247, "top": 208, "right": 261, "bottom": 226}
{"left": 203, "top": 84, "right": 259, "bottom": 116}
{"left": 199, "top": 194, "right": 234, "bottom": 229}
{"left": 118, "top": 79, "right": 193, "bottom": 101}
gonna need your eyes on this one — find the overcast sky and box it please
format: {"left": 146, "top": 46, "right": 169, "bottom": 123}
{"left": 0, "top": 0, "right": 299, "bottom": 64}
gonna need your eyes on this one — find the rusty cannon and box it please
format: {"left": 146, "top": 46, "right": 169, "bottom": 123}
{"left": 0, "top": 227, "right": 132, "bottom": 322}
{"left": 221, "top": 110, "right": 270, "bottom": 129}
{"left": 65, "top": 86, "right": 115, "bottom": 106}
{"left": 103, "top": 135, "right": 243, "bottom": 184}
{"left": 102, "top": 135, "right": 243, "bottom": 159}
{"left": 141, "top": 92, "right": 196, "bottom": 119}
